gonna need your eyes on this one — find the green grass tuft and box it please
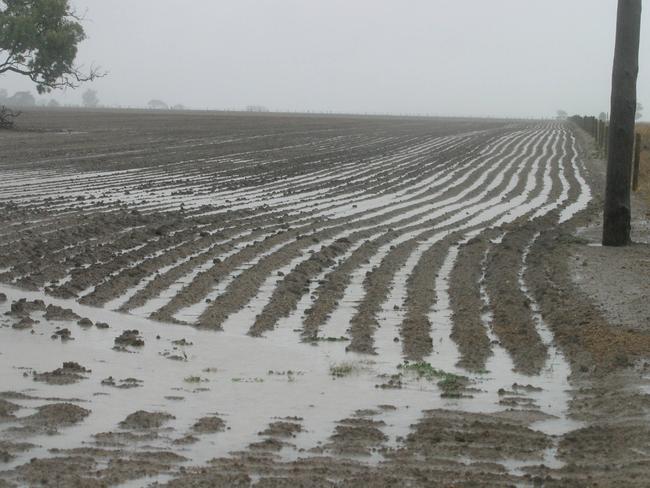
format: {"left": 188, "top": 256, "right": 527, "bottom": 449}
{"left": 398, "top": 361, "right": 468, "bottom": 394}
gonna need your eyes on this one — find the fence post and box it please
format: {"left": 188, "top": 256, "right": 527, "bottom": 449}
{"left": 632, "top": 132, "right": 641, "bottom": 191}
{"left": 599, "top": 120, "right": 605, "bottom": 148}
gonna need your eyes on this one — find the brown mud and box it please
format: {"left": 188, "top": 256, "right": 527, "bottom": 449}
{"left": 0, "top": 112, "right": 649, "bottom": 487}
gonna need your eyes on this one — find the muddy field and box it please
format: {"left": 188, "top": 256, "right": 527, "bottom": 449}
{"left": 0, "top": 109, "right": 649, "bottom": 487}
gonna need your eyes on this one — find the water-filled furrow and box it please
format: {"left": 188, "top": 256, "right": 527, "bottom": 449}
{"left": 193, "top": 129, "right": 539, "bottom": 331}
{"left": 146, "top": 130, "right": 528, "bottom": 324}
{"left": 344, "top": 128, "right": 549, "bottom": 354}
{"left": 302, "top": 128, "right": 541, "bottom": 339}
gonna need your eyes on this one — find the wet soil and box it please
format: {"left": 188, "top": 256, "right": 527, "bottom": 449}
{"left": 15, "top": 403, "right": 90, "bottom": 435}
{"left": 119, "top": 411, "right": 175, "bottom": 430}
{"left": 33, "top": 362, "right": 91, "bottom": 385}
{"left": 192, "top": 415, "right": 226, "bottom": 434}
{"left": 485, "top": 219, "right": 549, "bottom": 375}
{"left": 449, "top": 232, "right": 497, "bottom": 371}
{"left": 0, "top": 111, "right": 649, "bottom": 487}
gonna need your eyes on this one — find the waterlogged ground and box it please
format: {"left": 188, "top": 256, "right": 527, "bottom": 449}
{"left": 0, "top": 110, "right": 649, "bottom": 487}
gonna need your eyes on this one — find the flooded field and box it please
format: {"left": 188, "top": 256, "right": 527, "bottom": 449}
{"left": 1, "top": 109, "right": 649, "bottom": 487}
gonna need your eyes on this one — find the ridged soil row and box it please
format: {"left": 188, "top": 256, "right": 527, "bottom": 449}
{"left": 345, "top": 128, "right": 547, "bottom": 354}
{"left": 395, "top": 128, "right": 559, "bottom": 361}
{"left": 74, "top": 206, "right": 326, "bottom": 308}
{"left": 247, "top": 237, "right": 355, "bottom": 336}
{"left": 448, "top": 229, "right": 501, "bottom": 371}
{"left": 525, "top": 220, "right": 650, "bottom": 374}
{"left": 400, "top": 233, "right": 463, "bottom": 360}
{"left": 199, "top": 129, "right": 536, "bottom": 332}
{"left": 0, "top": 132, "right": 396, "bottom": 226}
{"left": 484, "top": 220, "right": 549, "bottom": 375}
{"left": 443, "top": 128, "right": 568, "bottom": 372}
{"left": 0, "top": 210, "right": 159, "bottom": 272}
{"left": 301, "top": 238, "right": 384, "bottom": 340}
{"left": 51, "top": 216, "right": 237, "bottom": 302}
{"left": 465, "top": 128, "right": 581, "bottom": 374}
{"left": 39, "top": 199, "right": 329, "bottom": 305}
{"left": 299, "top": 129, "right": 538, "bottom": 340}
{"left": 241, "top": 135, "right": 508, "bottom": 336}
{"left": 232, "top": 133, "right": 483, "bottom": 221}
{"left": 118, "top": 228, "right": 273, "bottom": 313}
{"left": 144, "top": 134, "right": 500, "bottom": 323}
{"left": 0, "top": 132, "right": 365, "bottom": 204}
{"left": 14, "top": 214, "right": 207, "bottom": 285}
{"left": 148, "top": 228, "right": 319, "bottom": 323}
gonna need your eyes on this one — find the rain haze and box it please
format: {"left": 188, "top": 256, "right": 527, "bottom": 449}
{"left": 3, "top": 1, "right": 650, "bottom": 486}
{"left": 2, "top": 0, "right": 650, "bottom": 118}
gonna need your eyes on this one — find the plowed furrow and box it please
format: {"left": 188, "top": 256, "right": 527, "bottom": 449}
{"left": 448, "top": 232, "right": 498, "bottom": 371}
{"left": 484, "top": 223, "right": 548, "bottom": 375}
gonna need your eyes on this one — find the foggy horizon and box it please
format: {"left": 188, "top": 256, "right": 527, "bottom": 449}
{"left": 1, "top": 0, "right": 649, "bottom": 119}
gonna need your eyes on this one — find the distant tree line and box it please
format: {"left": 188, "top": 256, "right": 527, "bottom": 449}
{"left": 0, "top": 89, "right": 191, "bottom": 111}
{"left": 0, "top": 88, "right": 35, "bottom": 107}
{"left": 246, "top": 105, "right": 269, "bottom": 113}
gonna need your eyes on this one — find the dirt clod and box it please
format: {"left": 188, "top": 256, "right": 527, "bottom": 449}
{"left": 44, "top": 304, "right": 81, "bottom": 321}
{"left": 119, "top": 410, "right": 175, "bottom": 430}
{"left": 192, "top": 416, "right": 226, "bottom": 434}
{"left": 77, "top": 317, "right": 93, "bottom": 327}
{"left": 114, "top": 329, "right": 145, "bottom": 348}
{"left": 33, "top": 362, "right": 91, "bottom": 385}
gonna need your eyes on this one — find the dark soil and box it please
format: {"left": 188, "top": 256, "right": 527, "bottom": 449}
{"left": 33, "top": 362, "right": 91, "bottom": 385}
{"left": 119, "top": 410, "right": 175, "bottom": 430}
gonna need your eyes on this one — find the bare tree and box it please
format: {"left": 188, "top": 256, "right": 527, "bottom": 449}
{"left": 0, "top": 105, "right": 21, "bottom": 128}
{"left": 148, "top": 99, "right": 168, "bottom": 110}
{"left": 82, "top": 89, "right": 99, "bottom": 108}
{"left": 8, "top": 91, "right": 35, "bottom": 107}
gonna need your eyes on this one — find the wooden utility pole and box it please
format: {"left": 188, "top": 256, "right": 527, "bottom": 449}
{"left": 603, "top": 0, "right": 642, "bottom": 246}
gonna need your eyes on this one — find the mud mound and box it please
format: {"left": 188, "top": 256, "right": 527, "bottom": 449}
{"left": 248, "top": 437, "right": 287, "bottom": 452}
{"left": 33, "top": 362, "right": 91, "bottom": 385}
{"left": 405, "top": 409, "right": 551, "bottom": 461}
{"left": 449, "top": 235, "right": 495, "bottom": 371}
{"left": 325, "top": 418, "right": 388, "bottom": 456}
{"left": 119, "top": 410, "right": 175, "bottom": 430}
{"left": 100, "top": 377, "right": 143, "bottom": 389}
{"left": 12, "top": 317, "right": 37, "bottom": 329}
{"left": 51, "top": 328, "right": 73, "bottom": 341}
{"left": 19, "top": 403, "right": 90, "bottom": 433}
{"left": 92, "top": 431, "right": 158, "bottom": 447}
{"left": 7, "top": 299, "right": 46, "bottom": 317}
{"left": 192, "top": 415, "right": 226, "bottom": 434}
{"left": 0, "top": 399, "right": 20, "bottom": 420}
{"left": 258, "top": 421, "right": 302, "bottom": 438}
{"left": 10, "top": 450, "right": 184, "bottom": 487}
{"left": 77, "top": 317, "right": 93, "bottom": 327}
{"left": 114, "top": 329, "right": 145, "bottom": 348}
{"left": 44, "top": 304, "right": 81, "bottom": 321}
{"left": 0, "top": 440, "right": 34, "bottom": 465}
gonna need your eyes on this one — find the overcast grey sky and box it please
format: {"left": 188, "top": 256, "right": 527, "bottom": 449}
{"left": 2, "top": 0, "right": 649, "bottom": 119}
